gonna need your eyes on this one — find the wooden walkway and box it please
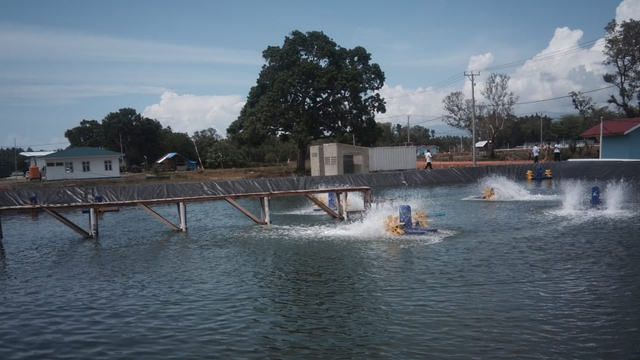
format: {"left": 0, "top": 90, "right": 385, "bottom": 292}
{"left": 0, "top": 186, "right": 372, "bottom": 239}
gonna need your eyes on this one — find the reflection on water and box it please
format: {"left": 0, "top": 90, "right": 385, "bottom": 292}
{"left": 0, "top": 179, "right": 639, "bottom": 359}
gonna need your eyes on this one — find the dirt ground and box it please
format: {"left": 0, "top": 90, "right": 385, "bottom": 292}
{"left": 418, "top": 160, "right": 533, "bottom": 169}
{"left": 1, "top": 160, "right": 540, "bottom": 190}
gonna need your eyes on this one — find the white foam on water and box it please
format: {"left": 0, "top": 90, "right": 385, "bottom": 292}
{"left": 549, "top": 179, "right": 636, "bottom": 223}
{"left": 272, "top": 190, "right": 366, "bottom": 215}
{"left": 463, "top": 175, "right": 558, "bottom": 201}
{"left": 257, "top": 196, "right": 453, "bottom": 245}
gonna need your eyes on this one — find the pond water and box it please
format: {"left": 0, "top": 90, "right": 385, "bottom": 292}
{"left": 0, "top": 176, "right": 639, "bottom": 359}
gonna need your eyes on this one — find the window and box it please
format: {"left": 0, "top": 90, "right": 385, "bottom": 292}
{"left": 46, "top": 162, "right": 54, "bottom": 167}
{"left": 55, "top": 162, "right": 63, "bottom": 167}
{"left": 82, "top": 161, "right": 90, "bottom": 172}
{"left": 104, "top": 160, "right": 112, "bottom": 171}
{"left": 64, "top": 162, "right": 74, "bottom": 173}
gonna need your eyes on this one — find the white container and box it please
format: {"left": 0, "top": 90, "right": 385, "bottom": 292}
{"left": 369, "top": 146, "right": 417, "bottom": 172}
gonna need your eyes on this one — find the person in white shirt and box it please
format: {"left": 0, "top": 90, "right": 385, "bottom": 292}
{"left": 532, "top": 144, "right": 540, "bottom": 163}
{"left": 554, "top": 141, "right": 561, "bottom": 162}
{"left": 425, "top": 150, "right": 433, "bottom": 170}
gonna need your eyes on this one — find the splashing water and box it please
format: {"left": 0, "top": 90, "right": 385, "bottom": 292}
{"left": 273, "top": 190, "right": 366, "bottom": 215}
{"left": 559, "top": 180, "right": 587, "bottom": 212}
{"left": 253, "top": 195, "right": 453, "bottom": 244}
{"left": 602, "top": 179, "right": 628, "bottom": 212}
{"left": 464, "top": 174, "right": 557, "bottom": 201}
{"left": 551, "top": 179, "right": 636, "bottom": 222}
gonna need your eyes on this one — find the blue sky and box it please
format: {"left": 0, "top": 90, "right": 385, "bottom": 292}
{"left": 1, "top": 0, "right": 638, "bottom": 150}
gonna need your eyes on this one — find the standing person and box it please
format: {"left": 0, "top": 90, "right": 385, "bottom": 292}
{"left": 545, "top": 142, "right": 552, "bottom": 162}
{"left": 532, "top": 144, "right": 540, "bottom": 163}
{"left": 425, "top": 150, "right": 433, "bottom": 170}
{"left": 554, "top": 141, "right": 561, "bottom": 162}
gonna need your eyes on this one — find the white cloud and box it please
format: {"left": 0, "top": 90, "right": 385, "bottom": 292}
{"left": 374, "top": 26, "right": 611, "bottom": 133}
{"left": 0, "top": 84, "right": 168, "bottom": 105}
{"left": 0, "top": 24, "right": 262, "bottom": 66}
{"left": 142, "top": 92, "right": 245, "bottom": 136}
{"left": 616, "top": 0, "right": 640, "bottom": 22}
{"left": 467, "top": 53, "right": 494, "bottom": 72}
{"left": 139, "top": 0, "right": 640, "bottom": 140}
{"left": 504, "top": 27, "right": 608, "bottom": 116}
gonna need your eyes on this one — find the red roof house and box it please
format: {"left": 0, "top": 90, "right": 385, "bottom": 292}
{"left": 580, "top": 118, "right": 640, "bottom": 138}
{"left": 580, "top": 118, "right": 640, "bottom": 159}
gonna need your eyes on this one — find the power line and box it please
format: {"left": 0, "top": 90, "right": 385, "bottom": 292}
{"left": 383, "top": 73, "right": 466, "bottom": 100}
{"left": 384, "top": 38, "right": 605, "bottom": 104}
{"left": 473, "top": 38, "right": 601, "bottom": 73}
{"left": 512, "top": 85, "right": 616, "bottom": 106}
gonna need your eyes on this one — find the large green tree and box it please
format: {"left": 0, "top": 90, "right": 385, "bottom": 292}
{"left": 227, "top": 30, "right": 386, "bottom": 172}
{"left": 100, "top": 108, "right": 163, "bottom": 167}
{"left": 603, "top": 19, "right": 640, "bottom": 117}
{"left": 64, "top": 120, "right": 103, "bottom": 148}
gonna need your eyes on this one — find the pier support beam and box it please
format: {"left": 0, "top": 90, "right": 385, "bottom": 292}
{"left": 178, "top": 202, "right": 187, "bottom": 231}
{"left": 260, "top": 197, "right": 271, "bottom": 226}
{"left": 89, "top": 208, "right": 98, "bottom": 237}
{"left": 224, "top": 198, "right": 266, "bottom": 225}
{"left": 305, "top": 194, "right": 341, "bottom": 219}
{"left": 138, "top": 204, "right": 181, "bottom": 231}
{"left": 43, "top": 208, "right": 92, "bottom": 239}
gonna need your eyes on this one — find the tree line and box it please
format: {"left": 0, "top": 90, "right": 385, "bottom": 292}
{"left": 2, "top": 17, "right": 638, "bottom": 174}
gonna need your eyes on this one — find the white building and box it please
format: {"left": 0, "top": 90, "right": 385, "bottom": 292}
{"left": 40, "top": 147, "right": 123, "bottom": 181}
{"left": 310, "top": 143, "right": 416, "bottom": 176}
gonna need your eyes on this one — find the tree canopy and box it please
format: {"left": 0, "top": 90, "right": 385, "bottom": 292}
{"left": 227, "top": 30, "right": 386, "bottom": 172}
{"left": 442, "top": 73, "right": 517, "bottom": 152}
{"left": 65, "top": 108, "right": 197, "bottom": 168}
{"left": 603, "top": 18, "right": 640, "bottom": 117}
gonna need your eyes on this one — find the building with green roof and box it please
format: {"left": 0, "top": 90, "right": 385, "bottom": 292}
{"left": 41, "top": 147, "right": 123, "bottom": 181}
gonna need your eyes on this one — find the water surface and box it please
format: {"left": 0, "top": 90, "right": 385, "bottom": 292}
{"left": 1, "top": 177, "right": 638, "bottom": 359}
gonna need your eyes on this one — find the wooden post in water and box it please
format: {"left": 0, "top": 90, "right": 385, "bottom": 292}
{"left": 178, "top": 202, "right": 187, "bottom": 231}
{"left": 89, "top": 208, "right": 98, "bottom": 238}
{"left": 260, "top": 197, "right": 271, "bottom": 226}
{"left": 341, "top": 192, "right": 348, "bottom": 220}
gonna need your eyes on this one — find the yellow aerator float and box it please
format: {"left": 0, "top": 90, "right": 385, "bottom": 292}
{"left": 482, "top": 186, "right": 495, "bottom": 199}
{"left": 384, "top": 205, "right": 437, "bottom": 235}
{"left": 526, "top": 166, "right": 552, "bottom": 181}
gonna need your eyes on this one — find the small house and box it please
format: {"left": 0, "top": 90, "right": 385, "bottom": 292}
{"left": 156, "top": 153, "right": 197, "bottom": 171}
{"left": 580, "top": 118, "right": 640, "bottom": 159}
{"left": 416, "top": 145, "right": 439, "bottom": 156}
{"left": 40, "top": 147, "right": 123, "bottom": 181}
{"left": 475, "top": 141, "right": 490, "bottom": 156}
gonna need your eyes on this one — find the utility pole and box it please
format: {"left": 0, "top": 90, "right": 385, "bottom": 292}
{"left": 599, "top": 117, "right": 603, "bottom": 159}
{"left": 460, "top": 135, "right": 463, "bottom": 153}
{"left": 193, "top": 139, "right": 204, "bottom": 169}
{"left": 465, "top": 71, "right": 479, "bottom": 166}
{"left": 119, "top": 132, "right": 125, "bottom": 169}
{"left": 539, "top": 112, "right": 544, "bottom": 146}
{"left": 14, "top": 138, "right": 17, "bottom": 173}
{"left": 406, "top": 114, "right": 411, "bottom": 145}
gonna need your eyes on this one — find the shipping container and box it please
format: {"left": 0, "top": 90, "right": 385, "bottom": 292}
{"left": 369, "top": 146, "right": 417, "bottom": 172}
{"left": 322, "top": 143, "right": 369, "bottom": 176}
{"left": 309, "top": 145, "right": 324, "bottom": 176}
